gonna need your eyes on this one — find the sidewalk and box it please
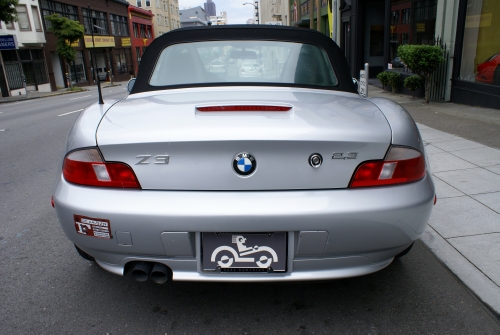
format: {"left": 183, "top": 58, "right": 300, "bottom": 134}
{"left": 368, "top": 84, "right": 500, "bottom": 317}
{"left": 0, "top": 81, "right": 126, "bottom": 104}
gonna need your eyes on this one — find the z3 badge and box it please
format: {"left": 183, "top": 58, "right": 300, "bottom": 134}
{"left": 74, "top": 215, "right": 112, "bottom": 239}
{"left": 136, "top": 154, "right": 169, "bottom": 165}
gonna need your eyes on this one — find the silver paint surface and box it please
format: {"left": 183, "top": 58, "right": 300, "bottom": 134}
{"left": 97, "top": 87, "right": 391, "bottom": 190}
{"left": 54, "top": 86, "right": 435, "bottom": 282}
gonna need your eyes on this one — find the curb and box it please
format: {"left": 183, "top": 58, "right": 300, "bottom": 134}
{"left": 0, "top": 89, "right": 89, "bottom": 104}
{"left": 420, "top": 226, "right": 500, "bottom": 317}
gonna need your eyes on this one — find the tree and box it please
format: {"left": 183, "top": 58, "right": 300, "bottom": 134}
{"left": 0, "top": 0, "right": 18, "bottom": 24}
{"left": 386, "top": 71, "right": 402, "bottom": 93}
{"left": 404, "top": 76, "right": 423, "bottom": 99}
{"left": 397, "top": 44, "right": 445, "bottom": 103}
{"left": 45, "top": 14, "right": 84, "bottom": 87}
{"left": 376, "top": 71, "right": 390, "bottom": 92}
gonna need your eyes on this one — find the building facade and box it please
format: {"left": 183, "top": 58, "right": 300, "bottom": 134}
{"left": 259, "top": 0, "right": 290, "bottom": 26}
{"left": 290, "top": 0, "right": 330, "bottom": 35}
{"left": 0, "top": 0, "right": 50, "bottom": 97}
{"left": 333, "top": 0, "right": 500, "bottom": 108}
{"left": 209, "top": 11, "right": 228, "bottom": 25}
{"left": 128, "top": 6, "right": 154, "bottom": 76}
{"left": 451, "top": 0, "right": 500, "bottom": 108}
{"left": 133, "top": 0, "right": 180, "bottom": 36}
{"left": 204, "top": 0, "right": 216, "bottom": 17}
{"left": 180, "top": 7, "right": 210, "bottom": 27}
{"left": 41, "top": 0, "right": 133, "bottom": 89}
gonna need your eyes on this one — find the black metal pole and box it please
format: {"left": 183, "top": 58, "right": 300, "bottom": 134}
{"left": 88, "top": 4, "right": 104, "bottom": 104}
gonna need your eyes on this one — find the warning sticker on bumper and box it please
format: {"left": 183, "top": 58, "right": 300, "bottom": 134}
{"left": 74, "top": 215, "right": 112, "bottom": 239}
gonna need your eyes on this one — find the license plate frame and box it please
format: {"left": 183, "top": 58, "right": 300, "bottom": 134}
{"left": 202, "top": 232, "right": 287, "bottom": 272}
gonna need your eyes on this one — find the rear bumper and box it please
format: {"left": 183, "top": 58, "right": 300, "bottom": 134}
{"left": 53, "top": 173, "right": 434, "bottom": 282}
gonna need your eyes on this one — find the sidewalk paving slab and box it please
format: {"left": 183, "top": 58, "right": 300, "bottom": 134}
{"left": 368, "top": 84, "right": 500, "bottom": 316}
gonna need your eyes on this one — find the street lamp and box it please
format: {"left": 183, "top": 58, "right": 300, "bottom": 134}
{"left": 243, "top": 1, "right": 259, "bottom": 24}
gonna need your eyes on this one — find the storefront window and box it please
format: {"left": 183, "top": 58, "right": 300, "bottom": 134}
{"left": 70, "top": 51, "right": 86, "bottom": 84}
{"left": 460, "top": 0, "right": 500, "bottom": 86}
{"left": 389, "top": 0, "right": 436, "bottom": 68}
{"left": 114, "top": 49, "right": 129, "bottom": 75}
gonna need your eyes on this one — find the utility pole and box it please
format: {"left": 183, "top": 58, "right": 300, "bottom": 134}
{"left": 309, "top": 0, "right": 313, "bottom": 29}
{"left": 316, "top": 0, "right": 320, "bottom": 31}
{"left": 88, "top": 4, "right": 104, "bottom": 104}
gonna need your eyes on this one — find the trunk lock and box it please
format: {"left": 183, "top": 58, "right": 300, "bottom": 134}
{"left": 309, "top": 154, "right": 323, "bottom": 168}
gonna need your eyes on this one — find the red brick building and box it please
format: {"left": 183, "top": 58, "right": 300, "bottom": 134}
{"left": 41, "top": 0, "right": 133, "bottom": 89}
{"left": 128, "top": 6, "right": 154, "bottom": 76}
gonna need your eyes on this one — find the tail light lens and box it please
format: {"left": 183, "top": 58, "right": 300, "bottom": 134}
{"left": 63, "top": 148, "right": 141, "bottom": 189}
{"left": 350, "top": 146, "right": 425, "bottom": 188}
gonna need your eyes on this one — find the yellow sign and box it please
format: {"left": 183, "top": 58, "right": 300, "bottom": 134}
{"left": 84, "top": 36, "right": 115, "bottom": 48}
{"left": 143, "top": 38, "right": 148, "bottom": 46}
{"left": 65, "top": 39, "right": 80, "bottom": 47}
{"left": 121, "top": 37, "right": 131, "bottom": 47}
{"left": 465, "top": 13, "right": 492, "bottom": 28}
{"left": 416, "top": 23, "right": 425, "bottom": 32}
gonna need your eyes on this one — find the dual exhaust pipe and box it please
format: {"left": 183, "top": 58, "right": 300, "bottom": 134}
{"left": 130, "top": 262, "right": 171, "bottom": 284}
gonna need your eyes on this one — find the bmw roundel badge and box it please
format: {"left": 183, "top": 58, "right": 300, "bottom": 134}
{"left": 233, "top": 152, "right": 257, "bottom": 177}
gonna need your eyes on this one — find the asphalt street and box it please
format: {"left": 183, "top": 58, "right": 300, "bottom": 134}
{"left": 1, "top": 89, "right": 499, "bottom": 333}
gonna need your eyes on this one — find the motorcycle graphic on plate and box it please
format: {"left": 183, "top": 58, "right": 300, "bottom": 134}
{"left": 211, "top": 235, "right": 279, "bottom": 269}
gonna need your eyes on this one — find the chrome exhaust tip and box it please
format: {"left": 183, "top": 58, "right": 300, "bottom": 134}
{"left": 131, "top": 262, "right": 153, "bottom": 282}
{"left": 150, "top": 263, "right": 170, "bottom": 284}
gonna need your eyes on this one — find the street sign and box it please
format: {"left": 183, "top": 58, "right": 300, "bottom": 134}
{"left": 359, "top": 70, "right": 367, "bottom": 97}
{"left": 0, "top": 35, "right": 18, "bottom": 50}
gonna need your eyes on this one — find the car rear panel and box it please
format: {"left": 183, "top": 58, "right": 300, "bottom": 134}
{"left": 96, "top": 87, "right": 392, "bottom": 190}
{"left": 53, "top": 173, "right": 434, "bottom": 281}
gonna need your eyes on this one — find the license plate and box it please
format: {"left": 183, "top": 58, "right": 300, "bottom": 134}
{"left": 202, "top": 233, "right": 287, "bottom": 272}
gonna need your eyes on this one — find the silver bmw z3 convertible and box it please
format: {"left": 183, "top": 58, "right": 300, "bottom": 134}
{"left": 53, "top": 25, "right": 435, "bottom": 284}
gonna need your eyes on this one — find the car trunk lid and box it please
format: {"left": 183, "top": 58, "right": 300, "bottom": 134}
{"left": 96, "top": 87, "right": 391, "bottom": 190}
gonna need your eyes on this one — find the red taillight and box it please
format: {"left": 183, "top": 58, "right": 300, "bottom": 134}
{"left": 63, "top": 148, "right": 141, "bottom": 189}
{"left": 196, "top": 105, "right": 292, "bottom": 112}
{"left": 350, "top": 147, "right": 425, "bottom": 188}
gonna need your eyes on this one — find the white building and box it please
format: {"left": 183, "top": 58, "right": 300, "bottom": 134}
{"left": 209, "top": 11, "right": 227, "bottom": 25}
{"left": 258, "top": 0, "right": 289, "bottom": 26}
{"left": 131, "top": 0, "right": 180, "bottom": 36}
{"left": 0, "top": 0, "right": 50, "bottom": 97}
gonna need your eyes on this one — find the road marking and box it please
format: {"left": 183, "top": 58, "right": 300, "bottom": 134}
{"left": 58, "top": 109, "right": 83, "bottom": 116}
{"left": 0, "top": 129, "right": 5, "bottom": 131}
{"left": 70, "top": 95, "right": 91, "bottom": 100}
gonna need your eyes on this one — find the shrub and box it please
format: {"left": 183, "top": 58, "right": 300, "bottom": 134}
{"left": 397, "top": 44, "right": 445, "bottom": 102}
{"left": 376, "top": 71, "right": 390, "bottom": 92}
{"left": 404, "top": 76, "right": 423, "bottom": 99}
{"left": 386, "top": 71, "right": 402, "bottom": 93}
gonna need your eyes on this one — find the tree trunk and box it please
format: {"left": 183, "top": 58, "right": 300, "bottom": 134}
{"left": 424, "top": 75, "right": 430, "bottom": 103}
{"left": 66, "top": 62, "right": 73, "bottom": 88}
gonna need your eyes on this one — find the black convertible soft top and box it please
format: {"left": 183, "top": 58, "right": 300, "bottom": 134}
{"left": 131, "top": 25, "right": 357, "bottom": 94}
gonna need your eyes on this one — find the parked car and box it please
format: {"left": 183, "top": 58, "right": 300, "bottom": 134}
{"left": 208, "top": 59, "right": 226, "bottom": 73}
{"left": 391, "top": 56, "right": 404, "bottom": 68}
{"left": 238, "top": 61, "right": 263, "bottom": 77}
{"left": 53, "top": 25, "right": 435, "bottom": 284}
{"left": 476, "top": 52, "right": 500, "bottom": 85}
